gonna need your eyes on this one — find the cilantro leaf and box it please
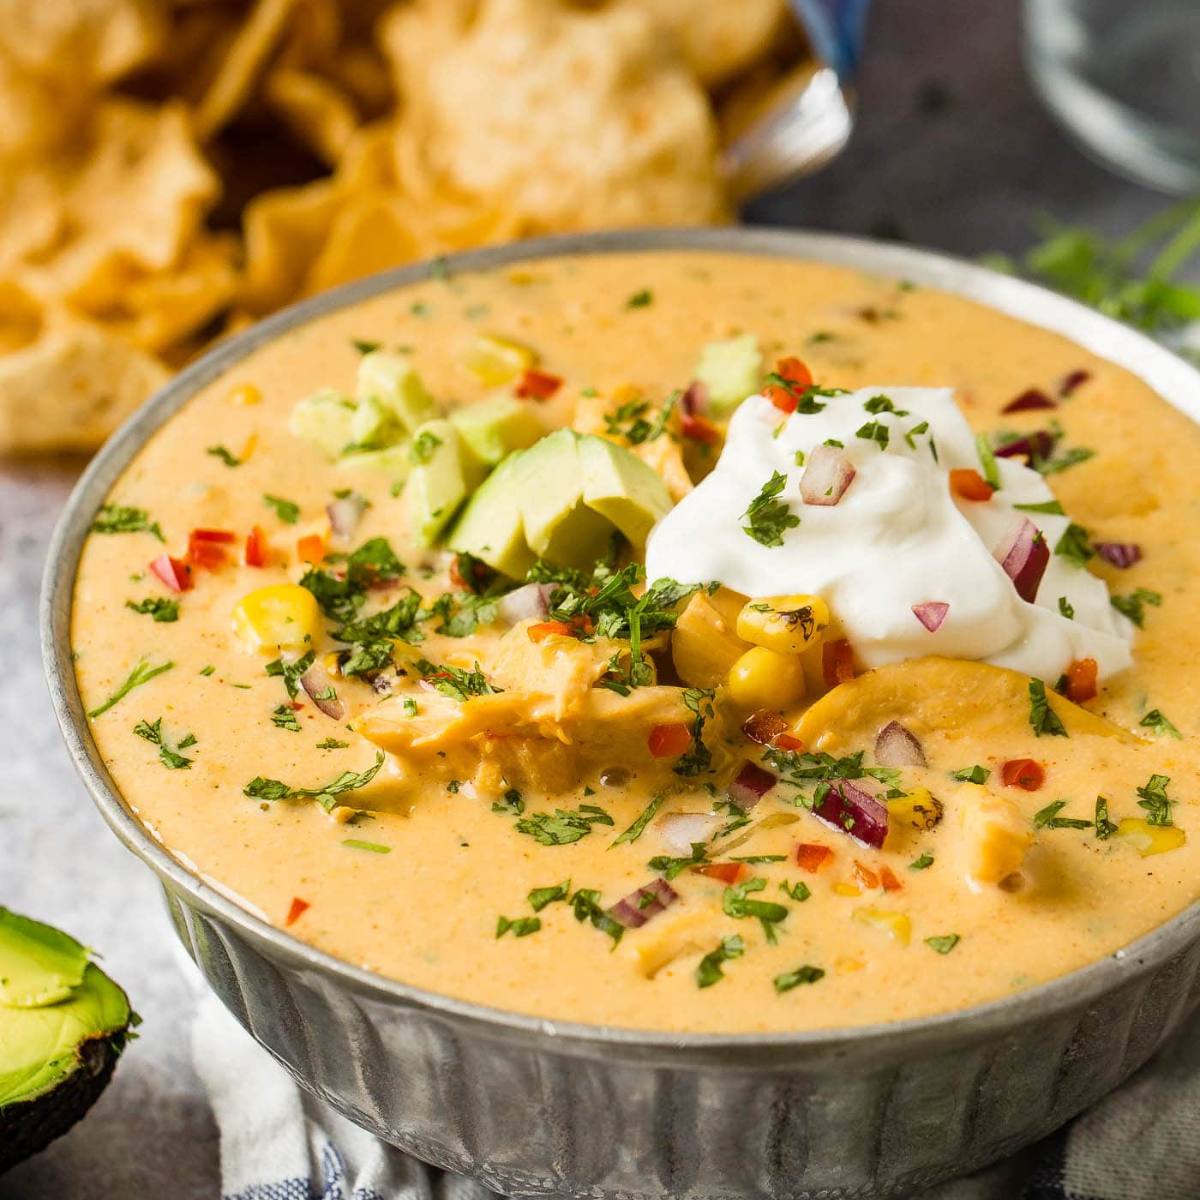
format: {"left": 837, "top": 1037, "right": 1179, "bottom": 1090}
{"left": 742, "top": 470, "right": 799, "bottom": 548}
{"left": 263, "top": 494, "right": 300, "bottom": 524}
{"left": 1029, "top": 678, "right": 1068, "bottom": 737}
{"left": 125, "top": 597, "right": 179, "bottom": 623}
{"left": 91, "top": 504, "right": 163, "bottom": 541}
{"left": 696, "top": 934, "right": 744, "bottom": 988}
{"left": 243, "top": 752, "right": 385, "bottom": 811}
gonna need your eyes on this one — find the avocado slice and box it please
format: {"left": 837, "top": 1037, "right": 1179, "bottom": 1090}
{"left": 445, "top": 450, "right": 536, "bottom": 579}
{"left": 449, "top": 396, "right": 544, "bottom": 470}
{"left": 694, "top": 333, "right": 762, "bottom": 414}
{"left": 579, "top": 434, "right": 673, "bottom": 547}
{"left": 405, "top": 420, "right": 485, "bottom": 548}
{"left": 288, "top": 388, "right": 356, "bottom": 458}
{"left": 335, "top": 443, "right": 411, "bottom": 490}
{"left": 356, "top": 351, "right": 440, "bottom": 434}
{"left": 0, "top": 909, "right": 133, "bottom": 1173}
{"left": 348, "top": 394, "right": 404, "bottom": 451}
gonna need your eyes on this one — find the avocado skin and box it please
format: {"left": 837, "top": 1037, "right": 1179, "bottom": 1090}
{"left": 0, "top": 1029, "right": 125, "bottom": 1173}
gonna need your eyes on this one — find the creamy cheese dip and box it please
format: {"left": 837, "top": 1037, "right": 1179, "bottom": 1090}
{"left": 70, "top": 251, "right": 1200, "bottom": 1034}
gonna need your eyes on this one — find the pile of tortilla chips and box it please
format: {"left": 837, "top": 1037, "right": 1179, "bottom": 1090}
{"left": 0, "top": 0, "right": 808, "bottom": 453}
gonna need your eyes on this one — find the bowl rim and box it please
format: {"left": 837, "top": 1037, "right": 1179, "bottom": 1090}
{"left": 41, "top": 224, "right": 1200, "bottom": 1059}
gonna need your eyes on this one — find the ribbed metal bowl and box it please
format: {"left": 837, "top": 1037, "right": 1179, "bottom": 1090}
{"left": 42, "top": 228, "right": 1200, "bottom": 1199}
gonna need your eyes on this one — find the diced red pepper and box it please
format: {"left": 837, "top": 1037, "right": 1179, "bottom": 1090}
{"left": 852, "top": 860, "right": 879, "bottom": 889}
{"left": 245, "top": 525, "right": 269, "bottom": 567}
{"left": 188, "top": 528, "right": 235, "bottom": 570}
{"left": 149, "top": 553, "right": 193, "bottom": 593}
{"left": 822, "top": 639, "right": 856, "bottom": 687}
{"left": 1064, "top": 657, "right": 1098, "bottom": 703}
{"left": 773, "top": 732, "right": 805, "bottom": 751}
{"left": 1000, "top": 758, "right": 1045, "bottom": 791}
{"left": 763, "top": 356, "right": 813, "bottom": 413}
{"left": 285, "top": 897, "right": 310, "bottom": 926}
{"left": 515, "top": 369, "right": 562, "bottom": 400}
{"left": 648, "top": 722, "right": 692, "bottom": 758}
{"left": 190, "top": 527, "right": 236, "bottom": 543}
{"left": 879, "top": 865, "right": 902, "bottom": 892}
{"left": 680, "top": 412, "right": 720, "bottom": 444}
{"left": 692, "top": 862, "right": 748, "bottom": 885}
{"left": 795, "top": 842, "right": 833, "bottom": 872}
{"left": 742, "top": 708, "right": 788, "bottom": 746}
{"left": 296, "top": 534, "right": 326, "bottom": 565}
{"left": 527, "top": 620, "right": 573, "bottom": 642}
{"left": 949, "top": 468, "right": 995, "bottom": 501}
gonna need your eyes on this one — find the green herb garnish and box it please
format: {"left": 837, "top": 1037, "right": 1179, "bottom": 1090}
{"left": 125, "top": 597, "right": 179, "bottom": 623}
{"left": 611, "top": 794, "right": 665, "bottom": 847}
{"left": 909, "top": 852, "right": 935, "bottom": 870}
{"left": 343, "top": 839, "right": 391, "bottom": 854}
{"left": 1033, "top": 799, "right": 1091, "bottom": 829}
{"left": 91, "top": 504, "right": 163, "bottom": 541}
{"left": 243, "top": 751, "right": 385, "bottom": 811}
{"left": 951, "top": 765, "right": 990, "bottom": 784}
{"left": 1140, "top": 709, "right": 1182, "bottom": 738}
{"left": 317, "top": 737, "right": 349, "bottom": 750}
{"left": 88, "top": 659, "right": 174, "bottom": 719}
{"left": 925, "top": 934, "right": 960, "bottom": 955}
{"left": 1054, "top": 523, "right": 1094, "bottom": 567}
{"left": 774, "top": 964, "right": 825, "bottom": 992}
{"left": 133, "top": 716, "right": 195, "bottom": 769}
{"left": 263, "top": 494, "right": 300, "bottom": 524}
{"left": 742, "top": 470, "right": 799, "bottom": 548}
{"left": 1095, "top": 795, "right": 1118, "bottom": 839}
{"left": 1029, "top": 678, "right": 1068, "bottom": 737}
{"left": 696, "top": 934, "right": 744, "bottom": 988}
{"left": 1111, "top": 588, "right": 1162, "bottom": 629}
{"left": 271, "top": 704, "right": 301, "bottom": 732}
{"left": 528, "top": 881, "right": 571, "bottom": 912}
{"left": 496, "top": 915, "right": 540, "bottom": 938}
{"left": 206, "top": 445, "right": 241, "bottom": 468}
{"left": 265, "top": 650, "right": 315, "bottom": 700}
{"left": 1136, "top": 773, "right": 1174, "bottom": 826}
{"left": 625, "top": 289, "right": 653, "bottom": 309}
{"left": 722, "top": 877, "right": 789, "bottom": 943}
{"left": 515, "top": 804, "right": 614, "bottom": 846}
{"left": 975, "top": 433, "right": 1001, "bottom": 490}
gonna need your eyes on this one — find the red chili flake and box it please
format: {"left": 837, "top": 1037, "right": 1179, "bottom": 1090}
{"left": 852, "top": 860, "right": 879, "bottom": 889}
{"left": 245, "top": 525, "right": 269, "bottom": 567}
{"left": 1002, "top": 388, "right": 1056, "bottom": 414}
{"left": 149, "top": 553, "right": 193, "bottom": 593}
{"left": 285, "top": 897, "right": 310, "bottom": 926}
{"left": 1000, "top": 758, "right": 1045, "bottom": 791}
{"left": 691, "top": 862, "right": 748, "bottom": 885}
{"left": 648, "top": 722, "right": 692, "bottom": 758}
{"left": 680, "top": 412, "right": 720, "bottom": 444}
{"left": 527, "top": 620, "right": 573, "bottom": 642}
{"left": 742, "top": 708, "right": 788, "bottom": 746}
{"left": 879, "top": 866, "right": 903, "bottom": 892}
{"left": 1058, "top": 369, "right": 1091, "bottom": 398}
{"left": 515, "top": 369, "right": 562, "bottom": 400}
{"left": 795, "top": 842, "right": 833, "bottom": 872}
{"left": 1064, "top": 657, "right": 1098, "bottom": 703}
{"left": 763, "top": 356, "right": 813, "bottom": 414}
{"left": 949, "top": 468, "right": 995, "bottom": 501}
{"left": 822, "top": 639, "right": 856, "bottom": 687}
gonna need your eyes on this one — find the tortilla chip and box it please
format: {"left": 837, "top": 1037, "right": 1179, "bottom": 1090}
{"left": 0, "top": 315, "right": 168, "bottom": 453}
{"left": 263, "top": 66, "right": 359, "bottom": 165}
{"left": 0, "top": 280, "right": 44, "bottom": 356}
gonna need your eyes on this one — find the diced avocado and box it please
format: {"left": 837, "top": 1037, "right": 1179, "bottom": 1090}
{"left": 356, "top": 351, "right": 440, "bottom": 433}
{"left": 0, "top": 909, "right": 133, "bottom": 1173}
{"left": 289, "top": 388, "right": 355, "bottom": 457}
{"left": 578, "top": 434, "right": 673, "bottom": 547}
{"left": 335, "top": 444, "right": 412, "bottom": 490}
{"left": 694, "top": 333, "right": 762, "bottom": 414}
{"left": 349, "top": 394, "right": 404, "bottom": 451}
{"left": 405, "top": 420, "right": 484, "bottom": 548}
{"left": 450, "top": 396, "right": 544, "bottom": 470}
{"left": 447, "top": 451, "right": 536, "bottom": 579}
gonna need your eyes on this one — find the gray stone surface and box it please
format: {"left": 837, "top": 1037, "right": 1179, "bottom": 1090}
{"left": 0, "top": 3, "right": 1185, "bottom": 1197}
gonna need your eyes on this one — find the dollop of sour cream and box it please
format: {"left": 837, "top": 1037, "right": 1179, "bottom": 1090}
{"left": 645, "top": 387, "right": 1133, "bottom": 680}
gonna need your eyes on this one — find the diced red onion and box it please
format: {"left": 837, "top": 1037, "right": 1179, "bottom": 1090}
{"left": 800, "top": 444, "right": 856, "bottom": 506}
{"left": 994, "top": 431, "right": 1057, "bottom": 462}
{"left": 727, "top": 761, "right": 776, "bottom": 810}
{"left": 1058, "top": 369, "right": 1091, "bottom": 397}
{"left": 680, "top": 380, "right": 708, "bottom": 417}
{"left": 300, "top": 661, "right": 346, "bottom": 720}
{"left": 911, "top": 601, "right": 949, "bottom": 632}
{"left": 812, "top": 780, "right": 888, "bottom": 850}
{"left": 995, "top": 517, "right": 1049, "bottom": 603}
{"left": 657, "top": 812, "right": 720, "bottom": 855}
{"left": 608, "top": 878, "right": 678, "bottom": 929}
{"left": 1094, "top": 541, "right": 1142, "bottom": 569}
{"left": 874, "top": 720, "right": 927, "bottom": 768}
{"left": 326, "top": 495, "right": 367, "bottom": 543}
{"left": 1002, "top": 389, "right": 1056, "bottom": 414}
{"left": 496, "top": 583, "right": 552, "bottom": 625}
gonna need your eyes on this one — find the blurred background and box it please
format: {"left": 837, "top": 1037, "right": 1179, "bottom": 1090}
{"left": 3, "top": 1, "right": 1200, "bottom": 1196}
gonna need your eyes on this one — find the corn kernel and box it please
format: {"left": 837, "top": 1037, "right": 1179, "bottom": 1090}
{"left": 853, "top": 907, "right": 912, "bottom": 946}
{"left": 228, "top": 383, "right": 262, "bottom": 406}
{"left": 727, "top": 646, "right": 806, "bottom": 710}
{"left": 1115, "top": 818, "right": 1187, "bottom": 857}
{"left": 233, "top": 583, "right": 321, "bottom": 653}
{"left": 888, "top": 787, "right": 945, "bottom": 832}
{"left": 462, "top": 334, "right": 536, "bottom": 386}
{"left": 833, "top": 882, "right": 861, "bottom": 897}
{"left": 737, "top": 595, "right": 830, "bottom": 656}
{"left": 959, "top": 783, "right": 1033, "bottom": 888}
{"left": 835, "top": 956, "right": 864, "bottom": 974}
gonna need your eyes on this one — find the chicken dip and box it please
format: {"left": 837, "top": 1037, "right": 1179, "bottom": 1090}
{"left": 71, "top": 251, "right": 1200, "bottom": 1034}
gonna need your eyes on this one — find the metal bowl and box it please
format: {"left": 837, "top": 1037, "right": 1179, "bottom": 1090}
{"left": 41, "top": 228, "right": 1200, "bottom": 1199}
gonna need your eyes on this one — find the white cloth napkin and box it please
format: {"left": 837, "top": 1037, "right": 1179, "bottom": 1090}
{"left": 189, "top": 978, "right": 1200, "bottom": 1200}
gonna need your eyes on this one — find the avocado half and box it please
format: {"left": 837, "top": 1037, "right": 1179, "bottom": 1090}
{"left": 0, "top": 908, "right": 133, "bottom": 1173}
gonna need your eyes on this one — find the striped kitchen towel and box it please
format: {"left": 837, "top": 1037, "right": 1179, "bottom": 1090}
{"left": 191, "top": 989, "right": 1200, "bottom": 1200}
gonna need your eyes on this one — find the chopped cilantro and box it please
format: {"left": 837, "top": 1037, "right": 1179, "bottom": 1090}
{"left": 602, "top": 395, "right": 676, "bottom": 445}
{"left": 625, "top": 289, "right": 653, "bottom": 309}
{"left": 864, "top": 394, "right": 908, "bottom": 416}
{"left": 133, "top": 716, "right": 195, "bottom": 769}
{"left": 925, "top": 934, "right": 960, "bottom": 954}
{"left": 1095, "top": 795, "right": 1118, "bottom": 839}
{"left": 1140, "top": 709, "right": 1182, "bottom": 738}
{"left": 569, "top": 888, "right": 624, "bottom": 944}
{"left": 909, "top": 852, "right": 935, "bottom": 870}
{"left": 317, "top": 737, "right": 349, "bottom": 750}
{"left": 528, "top": 881, "right": 571, "bottom": 912}
{"left": 206, "top": 445, "right": 241, "bottom": 467}
{"left": 1033, "top": 799, "right": 1091, "bottom": 829}
{"left": 611, "top": 794, "right": 665, "bottom": 847}
{"left": 722, "top": 877, "right": 789, "bottom": 943}
{"left": 88, "top": 659, "right": 174, "bottom": 719}
{"left": 515, "top": 804, "right": 613, "bottom": 846}
{"left": 951, "top": 764, "right": 990, "bottom": 784}
{"left": 343, "top": 839, "right": 391, "bottom": 854}
{"left": 779, "top": 879, "right": 811, "bottom": 901}
{"left": 1054, "top": 523, "right": 1094, "bottom": 567}
{"left": 265, "top": 650, "right": 315, "bottom": 700}
{"left": 243, "top": 751, "right": 385, "bottom": 811}
{"left": 199, "top": 665, "right": 215, "bottom": 677}
{"left": 263, "top": 494, "right": 300, "bottom": 524}
{"left": 300, "top": 536, "right": 406, "bottom": 622}
{"left": 975, "top": 434, "right": 1001, "bottom": 490}
{"left": 1111, "top": 588, "right": 1162, "bottom": 628}
{"left": 855, "top": 419, "right": 890, "bottom": 450}
{"left": 91, "top": 504, "right": 163, "bottom": 541}
{"left": 1058, "top": 596, "right": 1075, "bottom": 619}
{"left": 696, "top": 934, "right": 744, "bottom": 988}
{"left": 1014, "top": 499, "right": 1065, "bottom": 515}
{"left": 774, "top": 964, "right": 825, "bottom": 992}
{"left": 352, "top": 338, "right": 382, "bottom": 355}
{"left": 1029, "top": 679, "right": 1068, "bottom": 737}
{"left": 125, "top": 597, "right": 179, "bottom": 623}
{"left": 674, "top": 687, "right": 715, "bottom": 777}
{"left": 649, "top": 842, "right": 710, "bottom": 880}
{"left": 415, "top": 658, "right": 497, "bottom": 701}
{"left": 742, "top": 470, "right": 799, "bottom": 547}
{"left": 496, "top": 915, "right": 540, "bottom": 938}
{"left": 271, "top": 704, "right": 301, "bottom": 732}
{"left": 1136, "top": 773, "right": 1173, "bottom": 826}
